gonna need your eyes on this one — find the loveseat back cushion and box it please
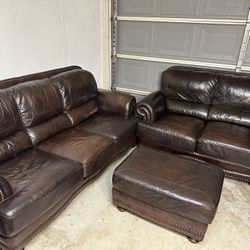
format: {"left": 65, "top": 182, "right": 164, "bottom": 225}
{"left": 51, "top": 69, "right": 98, "bottom": 111}
{"left": 161, "top": 67, "right": 217, "bottom": 119}
{"left": 12, "top": 78, "right": 63, "bottom": 127}
{"left": 12, "top": 79, "right": 71, "bottom": 145}
{"left": 0, "top": 90, "right": 31, "bottom": 162}
{"left": 209, "top": 75, "right": 250, "bottom": 127}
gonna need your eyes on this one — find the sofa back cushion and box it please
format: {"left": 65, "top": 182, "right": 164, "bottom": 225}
{"left": 51, "top": 69, "right": 98, "bottom": 110}
{"left": 52, "top": 69, "right": 98, "bottom": 125}
{"left": 161, "top": 67, "right": 217, "bottom": 119}
{"left": 12, "top": 79, "right": 71, "bottom": 145}
{"left": 0, "top": 89, "right": 31, "bottom": 161}
{"left": 209, "top": 74, "right": 250, "bottom": 127}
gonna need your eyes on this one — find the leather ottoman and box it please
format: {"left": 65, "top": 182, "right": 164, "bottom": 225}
{"left": 112, "top": 146, "right": 224, "bottom": 243}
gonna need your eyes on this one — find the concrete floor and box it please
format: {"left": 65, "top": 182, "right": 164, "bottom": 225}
{"left": 27, "top": 148, "right": 250, "bottom": 250}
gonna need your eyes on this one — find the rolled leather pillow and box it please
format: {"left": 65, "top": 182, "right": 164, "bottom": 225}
{"left": 0, "top": 176, "right": 13, "bottom": 202}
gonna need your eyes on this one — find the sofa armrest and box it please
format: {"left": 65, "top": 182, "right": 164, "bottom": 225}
{"left": 97, "top": 90, "right": 136, "bottom": 118}
{"left": 136, "top": 91, "right": 166, "bottom": 123}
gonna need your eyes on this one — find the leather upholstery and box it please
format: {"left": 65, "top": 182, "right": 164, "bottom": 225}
{"left": 0, "top": 89, "right": 31, "bottom": 162}
{"left": 137, "top": 113, "right": 205, "bottom": 153}
{"left": 197, "top": 122, "right": 250, "bottom": 169}
{"left": 97, "top": 90, "right": 136, "bottom": 118}
{"left": 0, "top": 176, "right": 13, "bottom": 202}
{"left": 12, "top": 78, "right": 63, "bottom": 127}
{"left": 36, "top": 128, "right": 115, "bottom": 178}
{"left": 12, "top": 78, "right": 72, "bottom": 145}
{"left": 51, "top": 69, "right": 97, "bottom": 110}
{"left": 66, "top": 100, "right": 98, "bottom": 126}
{"left": 76, "top": 114, "right": 137, "bottom": 149}
{"left": 136, "top": 91, "right": 166, "bottom": 123}
{"left": 0, "top": 150, "right": 82, "bottom": 237}
{"left": 209, "top": 75, "right": 250, "bottom": 127}
{"left": 113, "top": 146, "right": 224, "bottom": 224}
{"left": 136, "top": 66, "right": 250, "bottom": 182}
{"left": 161, "top": 67, "right": 217, "bottom": 119}
{"left": 0, "top": 66, "right": 80, "bottom": 90}
{"left": 0, "top": 65, "right": 137, "bottom": 248}
{"left": 26, "top": 114, "right": 72, "bottom": 145}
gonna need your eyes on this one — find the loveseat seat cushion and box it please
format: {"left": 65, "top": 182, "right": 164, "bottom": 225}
{"left": 0, "top": 89, "right": 31, "bottom": 162}
{"left": 161, "top": 67, "right": 217, "bottom": 119}
{"left": 76, "top": 114, "right": 137, "bottom": 150}
{"left": 0, "top": 150, "right": 82, "bottom": 237}
{"left": 36, "top": 128, "right": 115, "bottom": 177}
{"left": 197, "top": 122, "right": 250, "bottom": 169}
{"left": 137, "top": 113, "right": 205, "bottom": 153}
{"left": 208, "top": 74, "right": 250, "bottom": 127}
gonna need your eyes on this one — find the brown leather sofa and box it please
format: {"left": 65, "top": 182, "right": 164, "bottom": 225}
{"left": 136, "top": 66, "right": 250, "bottom": 184}
{"left": 0, "top": 66, "right": 136, "bottom": 250}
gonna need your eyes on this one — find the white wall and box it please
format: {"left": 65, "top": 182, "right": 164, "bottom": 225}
{"left": 0, "top": 0, "right": 105, "bottom": 88}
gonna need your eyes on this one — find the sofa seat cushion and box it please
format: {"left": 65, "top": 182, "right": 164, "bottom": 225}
{"left": 137, "top": 113, "right": 205, "bottom": 153}
{"left": 0, "top": 150, "right": 82, "bottom": 237}
{"left": 197, "top": 122, "right": 250, "bottom": 168}
{"left": 76, "top": 114, "right": 137, "bottom": 149}
{"left": 113, "top": 146, "right": 224, "bottom": 224}
{"left": 36, "top": 128, "right": 115, "bottom": 178}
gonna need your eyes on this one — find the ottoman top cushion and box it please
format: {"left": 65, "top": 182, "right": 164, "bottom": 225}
{"left": 113, "top": 146, "right": 224, "bottom": 224}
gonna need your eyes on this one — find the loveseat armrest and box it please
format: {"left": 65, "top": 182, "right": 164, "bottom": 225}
{"left": 136, "top": 91, "right": 166, "bottom": 123}
{"left": 97, "top": 90, "right": 136, "bottom": 118}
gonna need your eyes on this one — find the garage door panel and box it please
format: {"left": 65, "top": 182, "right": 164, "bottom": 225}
{"left": 202, "top": 0, "right": 249, "bottom": 19}
{"left": 116, "top": 59, "right": 152, "bottom": 91}
{"left": 117, "top": 0, "right": 249, "bottom": 19}
{"left": 153, "top": 23, "right": 195, "bottom": 58}
{"left": 117, "top": 22, "right": 153, "bottom": 54}
{"left": 117, "top": 22, "right": 244, "bottom": 64}
{"left": 195, "top": 25, "right": 244, "bottom": 63}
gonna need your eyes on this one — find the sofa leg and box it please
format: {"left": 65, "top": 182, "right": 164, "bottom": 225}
{"left": 187, "top": 236, "right": 200, "bottom": 244}
{"left": 117, "top": 206, "right": 126, "bottom": 212}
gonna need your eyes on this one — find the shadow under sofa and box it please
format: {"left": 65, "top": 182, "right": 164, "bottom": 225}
{"left": 0, "top": 66, "right": 137, "bottom": 250}
{"left": 136, "top": 66, "right": 250, "bottom": 184}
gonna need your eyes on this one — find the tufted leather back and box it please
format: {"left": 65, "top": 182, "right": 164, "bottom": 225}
{"left": 161, "top": 66, "right": 250, "bottom": 127}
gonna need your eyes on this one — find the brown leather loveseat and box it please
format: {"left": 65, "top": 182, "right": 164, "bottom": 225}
{"left": 0, "top": 66, "right": 136, "bottom": 250}
{"left": 136, "top": 66, "right": 250, "bottom": 184}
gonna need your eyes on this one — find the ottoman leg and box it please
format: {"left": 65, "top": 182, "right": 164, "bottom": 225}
{"left": 187, "top": 236, "right": 200, "bottom": 244}
{"left": 117, "top": 206, "right": 126, "bottom": 212}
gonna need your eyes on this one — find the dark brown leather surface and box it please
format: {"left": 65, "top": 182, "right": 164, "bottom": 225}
{"left": 161, "top": 67, "right": 217, "bottom": 119}
{"left": 76, "top": 114, "right": 137, "bottom": 149}
{"left": 0, "top": 150, "right": 82, "bottom": 237}
{"left": 197, "top": 122, "right": 250, "bottom": 168}
{"left": 209, "top": 75, "right": 250, "bottom": 127}
{"left": 97, "top": 90, "right": 136, "bottom": 118}
{"left": 0, "top": 66, "right": 80, "bottom": 90}
{"left": 66, "top": 99, "right": 98, "bottom": 126}
{"left": 113, "top": 146, "right": 224, "bottom": 224}
{"left": 136, "top": 91, "right": 166, "bottom": 123}
{"left": 26, "top": 114, "right": 72, "bottom": 145}
{"left": 36, "top": 128, "right": 115, "bottom": 178}
{"left": 52, "top": 69, "right": 97, "bottom": 110}
{"left": 12, "top": 78, "right": 63, "bottom": 127}
{"left": 137, "top": 113, "right": 205, "bottom": 153}
{"left": 0, "top": 89, "right": 32, "bottom": 162}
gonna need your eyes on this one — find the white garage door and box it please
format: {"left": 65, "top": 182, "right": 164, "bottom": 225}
{"left": 111, "top": 0, "right": 250, "bottom": 96}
